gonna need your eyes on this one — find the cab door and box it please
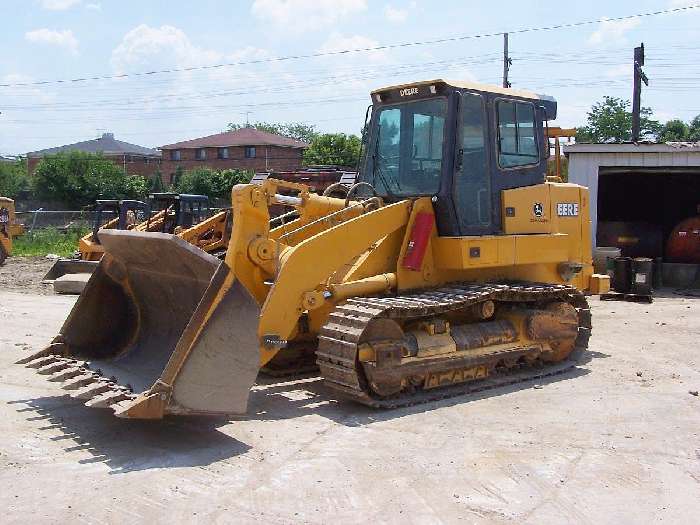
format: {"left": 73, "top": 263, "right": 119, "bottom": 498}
{"left": 453, "top": 91, "right": 493, "bottom": 236}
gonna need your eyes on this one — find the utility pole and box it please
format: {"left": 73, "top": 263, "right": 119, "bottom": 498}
{"left": 502, "top": 33, "right": 512, "bottom": 88}
{"left": 632, "top": 43, "right": 649, "bottom": 142}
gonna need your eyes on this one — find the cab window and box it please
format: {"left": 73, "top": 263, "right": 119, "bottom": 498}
{"left": 372, "top": 98, "right": 447, "bottom": 197}
{"left": 497, "top": 101, "right": 539, "bottom": 168}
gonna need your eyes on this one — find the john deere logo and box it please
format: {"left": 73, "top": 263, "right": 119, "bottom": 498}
{"left": 533, "top": 203, "right": 544, "bottom": 218}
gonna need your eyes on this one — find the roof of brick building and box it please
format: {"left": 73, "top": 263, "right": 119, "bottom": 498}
{"left": 27, "top": 133, "right": 160, "bottom": 158}
{"left": 161, "top": 127, "right": 309, "bottom": 150}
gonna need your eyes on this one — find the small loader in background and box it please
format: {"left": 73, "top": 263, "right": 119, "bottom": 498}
{"left": 43, "top": 199, "right": 150, "bottom": 281}
{"left": 146, "top": 193, "right": 230, "bottom": 257}
{"left": 20, "top": 79, "right": 609, "bottom": 419}
{"left": 0, "top": 197, "right": 24, "bottom": 264}
{"left": 44, "top": 194, "right": 231, "bottom": 287}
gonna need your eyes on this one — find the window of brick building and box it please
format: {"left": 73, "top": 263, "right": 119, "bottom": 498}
{"left": 218, "top": 147, "right": 229, "bottom": 159}
{"left": 170, "top": 150, "right": 181, "bottom": 161}
{"left": 195, "top": 148, "right": 206, "bottom": 160}
{"left": 245, "top": 146, "right": 256, "bottom": 158}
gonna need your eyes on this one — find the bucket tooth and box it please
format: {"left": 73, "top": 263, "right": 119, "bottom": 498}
{"left": 85, "top": 390, "right": 134, "bottom": 409}
{"left": 111, "top": 400, "right": 136, "bottom": 416}
{"left": 37, "top": 359, "right": 72, "bottom": 375}
{"left": 61, "top": 373, "right": 100, "bottom": 391}
{"left": 71, "top": 381, "right": 113, "bottom": 400}
{"left": 26, "top": 356, "right": 61, "bottom": 369}
{"left": 48, "top": 366, "right": 85, "bottom": 382}
{"left": 15, "top": 343, "right": 66, "bottom": 365}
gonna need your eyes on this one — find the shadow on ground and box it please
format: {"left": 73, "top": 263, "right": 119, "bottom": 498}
{"left": 652, "top": 287, "right": 700, "bottom": 300}
{"left": 11, "top": 349, "right": 607, "bottom": 472}
{"left": 8, "top": 396, "right": 249, "bottom": 474}
{"left": 246, "top": 349, "right": 604, "bottom": 426}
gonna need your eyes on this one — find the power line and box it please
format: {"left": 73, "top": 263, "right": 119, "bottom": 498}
{"left": 1, "top": 4, "right": 698, "bottom": 89}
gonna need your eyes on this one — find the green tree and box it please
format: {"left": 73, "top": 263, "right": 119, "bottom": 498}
{"left": 0, "top": 158, "right": 29, "bottom": 198}
{"left": 303, "top": 133, "right": 362, "bottom": 167}
{"left": 688, "top": 115, "right": 700, "bottom": 142}
{"left": 659, "top": 119, "right": 690, "bottom": 142}
{"left": 170, "top": 165, "right": 185, "bottom": 189}
{"left": 32, "top": 151, "right": 148, "bottom": 206}
{"left": 150, "top": 171, "right": 165, "bottom": 193}
{"left": 174, "top": 167, "right": 252, "bottom": 200}
{"left": 576, "top": 96, "right": 661, "bottom": 143}
{"left": 227, "top": 121, "right": 318, "bottom": 144}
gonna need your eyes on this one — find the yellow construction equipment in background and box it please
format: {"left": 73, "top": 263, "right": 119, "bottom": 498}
{"left": 0, "top": 197, "right": 24, "bottom": 265}
{"left": 44, "top": 195, "right": 231, "bottom": 282}
{"left": 20, "top": 80, "right": 609, "bottom": 419}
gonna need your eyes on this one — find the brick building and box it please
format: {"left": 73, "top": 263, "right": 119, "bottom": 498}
{"left": 159, "top": 128, "right": 309, "bottom": 184}
{"left": 27, "top": 133, "right": 161, "bottom": 177}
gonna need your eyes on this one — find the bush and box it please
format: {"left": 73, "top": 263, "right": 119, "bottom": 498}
{"left": 174, "top": 168, "right": 252, "bottom": 200}
{"left": 32, "top": 151, "right": 149, "bottom": 207}
{"left": 0, "top": 159, "right": 29, "bottom": 198}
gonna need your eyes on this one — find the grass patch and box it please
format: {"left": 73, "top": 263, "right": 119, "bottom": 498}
{"left": 13, "top": 227, "right": 88, "bottom": 257}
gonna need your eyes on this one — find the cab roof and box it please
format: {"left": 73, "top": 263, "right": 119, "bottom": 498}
{"left": 372, "top": 79, "right": 557, "bottom": 119}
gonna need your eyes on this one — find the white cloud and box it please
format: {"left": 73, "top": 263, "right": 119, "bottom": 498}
{"left": 39, "top": 0, "right": 82, "bottom": 10}
{"left": 251, "top": 0, "right": 367, "bottom": 31}
{"left": 85, "top": 2, "right": 101, "bottom": 10}
{"left": 25, "top": 28, "right": 79, "bottom": 55}
{"left": 110, "top": 25, "right": 221, "bottom": 72}
{"left": 110, "top": 25, "right": 271, "bottom": 97}
{"left": 384, "top": 5, "right": 408, "bottom": 23}
{"left": 588, "top": 18, "right": 640, "bottom": 45}
{"left": 318, "top": 33, "right": 387, "bottom": 63}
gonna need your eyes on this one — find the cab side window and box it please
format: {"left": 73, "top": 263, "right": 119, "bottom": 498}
{"left": 497, "top": 101, "right": 538, "bottom": 168}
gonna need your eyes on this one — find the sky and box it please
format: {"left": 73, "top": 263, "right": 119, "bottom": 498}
{"left": 1, "top": 0, "right": 699, "bottom": 155}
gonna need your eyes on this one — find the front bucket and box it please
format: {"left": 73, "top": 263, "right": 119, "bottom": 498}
{"left": 42, "top": 258, "right": 99, "bottom": 282}
{"left": 18, "top": 229, "right": 261, "bottom": 419}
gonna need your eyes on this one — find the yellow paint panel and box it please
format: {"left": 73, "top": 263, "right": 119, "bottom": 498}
{"left": 502, "top": 184, "right": 553, "bottom": 235}
{"left": 513, "top": 234, "right": 569, "bottom": 264}
{"left": 434, "top": 237, "right": 515, "bottom": 270}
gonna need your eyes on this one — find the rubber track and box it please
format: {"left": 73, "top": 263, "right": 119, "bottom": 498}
{"left": 316, "top": 282, "right": 592, "bottom": 409}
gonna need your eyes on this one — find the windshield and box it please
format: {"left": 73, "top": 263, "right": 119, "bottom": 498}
{"left": 370, "top": 98, "right": 447, "bottom": 197}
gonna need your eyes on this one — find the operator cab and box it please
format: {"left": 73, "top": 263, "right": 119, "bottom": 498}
{"left": 360, "top": 79, "right": 556, "bottom": 236}
{"left": 147, "top": 193, "right": 210, "bottom": 233}
{"left": 91, "top": 199, "right": 148, "bottom": 245}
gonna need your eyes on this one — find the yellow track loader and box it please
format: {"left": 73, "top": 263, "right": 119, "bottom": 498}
{"left": 0, "top": 197, "right": 24, "bottom": 264}
{"left": 19, "top": 80, "right": 609, "bottom": 418}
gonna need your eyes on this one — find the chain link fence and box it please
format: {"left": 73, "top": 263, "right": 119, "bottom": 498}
{"left": 15, "top": 209, "right": 115, "bottom": 234}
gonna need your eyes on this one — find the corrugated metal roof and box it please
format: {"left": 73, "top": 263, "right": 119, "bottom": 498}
{"left": 161, "top": 128, "right": 309, "bottom": 150}
{"left": 565, "top": 142, "right": 700, "bottom": 154}
{"left": 27, "top": 133, "right": 160, "bottom": 158}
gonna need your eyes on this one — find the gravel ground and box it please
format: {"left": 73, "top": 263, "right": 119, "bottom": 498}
{"left": 0, "top": 288, "right": 698, "bottom": 524}
{"left": 0, "top": 256, "right": 55, "bottom": 295}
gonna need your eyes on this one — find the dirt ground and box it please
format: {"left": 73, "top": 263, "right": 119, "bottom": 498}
{"left": 0, "top": 283, "right": 698, "bottom": 523}
{"left": 0, "top": 256, "right": 54, "bottom": 295}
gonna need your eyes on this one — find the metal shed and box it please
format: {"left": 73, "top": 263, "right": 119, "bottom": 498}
{"left": 565, "top": 143, "right": 700, "bottom": 259}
